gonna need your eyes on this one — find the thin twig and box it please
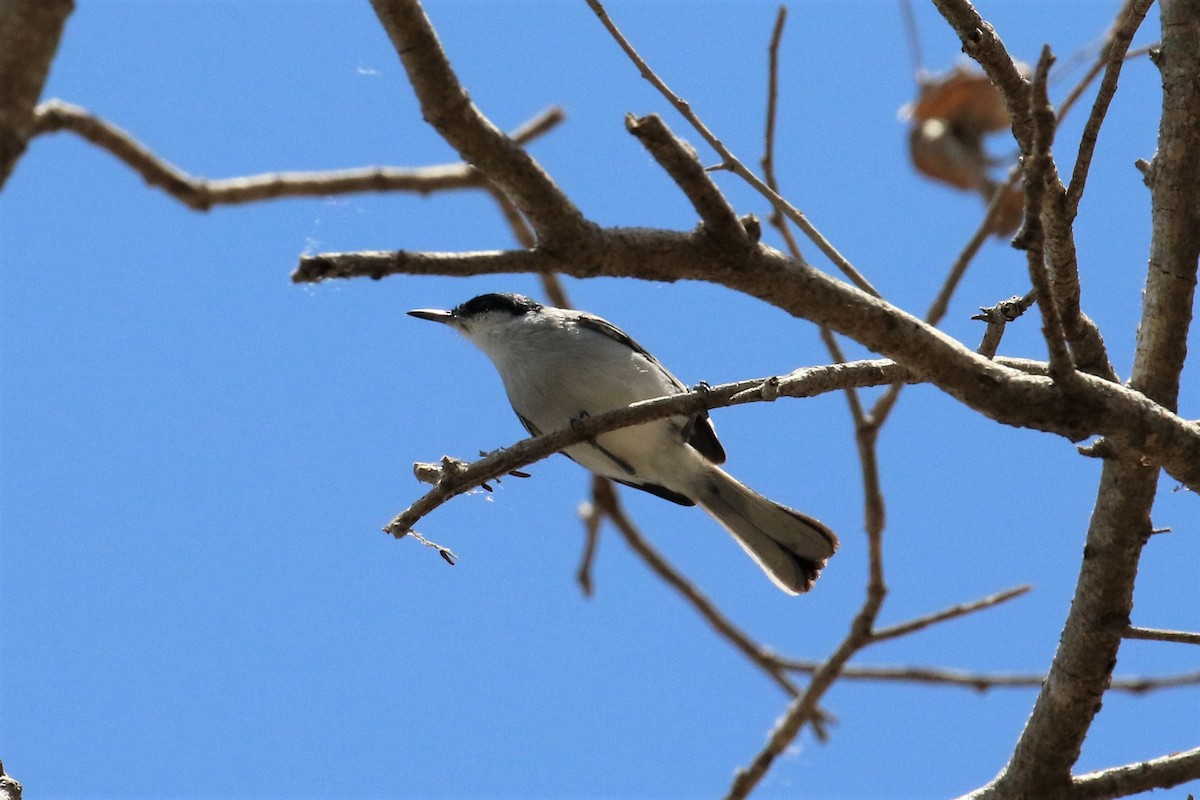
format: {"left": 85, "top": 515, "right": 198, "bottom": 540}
{"left": 1064, "top": 0, "right": 1154, "bottom": 219}
{"left": 757, "top": 6, "right": 868, "bottom": 435}
{"left": 486, "top": 106, "right": 577, "bottom": 256}
{"left": 406, "top": 529, "right": 458, "bottom": 565}
{"left": 871, "top": 585, "right": 1031, "bottom": 644}
{"left": 976, "top": 320, "right": 1007, "bottom": 360}
{"left": 934, "top": 0, "right": 1120, "bottom": 386}
{"left": 585, "top": 0, "right": 880, "bottom": 298}
{"left": 31, "top": 99, "right": 566, "bottom": 211}
{"left": 625, "top": 113, "right": 749, "bottom": 246}
{"left": 389, "top": 354, "right": 1035, "bottom": 562}
{"left": 756, "top": 8, "right": 873, "bottom": 518}
{"left": 1124, "top": 625, "right": 1200, "bottom": 646}
{"left": 760, "top": 6, "right": 802, "bottom": 260}
{"left": 932, "top": 183, "right": 1019, "bottom": 327}
{"left": 1055, "top": 0, "right": 1142, "bottom": 122}
{"left": 1071, "top": 745, "right": 1200, "bottom": 800}
{"left": 972, "top": 291, "right": 1037, "bottom": 358}
{"left": 575, "top": 492, "right": 603, "bottom": 597}
{"left": 1017, "top": 49, "right": 1077, "bottom": 384}
{"left": 481, "top": 176, "right": 575, "bottom": 312}
{"left": 725, "top": 581, "right": 885, "bottom": 800}
{"left": 899, "top": 0, "right": 926, "bottom": 80}
{"left": 589, "top": 477, "right": 803, "bottom": 696}
{"left": 744, "top": 23, "right": 894, "bottom": 786}
{"left": 866, "top": 172, "right": 1022, "bottom": 425}
{"left": 758, "top": 7, "right": 863, "bottom": 444}
{"left": 817, "top": 328, "right": 867, "bottom": 421}
{"left": 776, "top": 661, "right": 1200, "bottom": 694}
{"left": 369, "top": 0, "right": 590, "bottom": 245}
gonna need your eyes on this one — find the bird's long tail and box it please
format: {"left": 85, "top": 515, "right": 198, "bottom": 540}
{"left": 694, "top": 465, "right": 838, "bottom": 594}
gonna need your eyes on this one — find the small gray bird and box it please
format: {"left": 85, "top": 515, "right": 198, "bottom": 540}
{"left": 408, "top": 293, "right": 838, "bottom": 594}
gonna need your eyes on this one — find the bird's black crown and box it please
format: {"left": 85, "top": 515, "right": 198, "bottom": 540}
{"left": 452, "top": 293, "right": 543, "bottom": 319}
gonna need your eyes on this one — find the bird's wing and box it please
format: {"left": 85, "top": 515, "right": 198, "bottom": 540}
{"left": 516, "top": 413, "right": 543, "bottom": 437}
{"left": 572, "top": 312, "right": 726, "bottom": 465}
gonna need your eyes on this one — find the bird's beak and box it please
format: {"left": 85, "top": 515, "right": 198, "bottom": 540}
{"left": 407, "top": 308, "right": 454, "bottom": 324}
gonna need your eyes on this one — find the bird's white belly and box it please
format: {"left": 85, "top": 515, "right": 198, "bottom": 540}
{"left": 494, "top": 336, "right": 695, "bottom": 488}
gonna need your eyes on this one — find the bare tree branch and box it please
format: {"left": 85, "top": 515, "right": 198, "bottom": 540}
{"left": 871, "top": 585, "right": 1031, "bottom": 644}
{"left": 985, "top": 463, "right": 1155, "bottom": 799}
{"left": 777, "top": 662, "right": 1200, "bottom": 694}
{"left": 936, "top": 0, "right": 1121, "bottom": 386}
{"left": 0, "top": 0, "right": 72, "bottom": 188}
{"left": 1016, "top": 48, "right": 1078, "bottom": 384}
{"left": 759, "top": 6, "right": 803, "bottom": 262}
{"left": 1071, "top": 746, "right": 1200, "bottom": 800}
{"left": 900, "top": 0, "right": 1149, "bottom": 394}
{"left": 29, "top": 99, "right": 565, "bottom": 210}
{"left": 296, "top": 246, "right": 554, "bottom": 283}
{"left": 586, "top": 477, "right": 803, "bottom": 698}
{"left": 973, "top": 291, "right": 1036, "bottom": 358}
{"left": 1039, "top": 64, "right": 1121, "bottom": 385}
{"left": 8, "top": 0, "right": 1194, "bottom": 795}
{"left": 725, "top": 580, "right": 884, "bottom": 800}
{"left": 287, "top": 14, "right": 1187, "bottom": 491}
{"left": 626, "top": 113, "right": 751, "bottom": 247}
{"left": 583, "top": 481, "right": 1171, "bottom": 710}
{"left": 0, "top": 759, "right": 20, "bottom": 800}
{"left": 949, "top": 8, "right": 1151, "bottom": 370}
{"left": 368, "top": 0, "right": 592, "bottom": 247}
{"left": 1124, "top": 625, "right": 1200, "bottom": 646}
{"left": 727, "top": 374, "right": 889, "bottom": 798}
{"left": 584, "top": 0, "right": 881, "bottom": 298}
{"left": 1065, "top": 0, "right": 1154, "bottom": 218}
{"left": 574, "top": 491, "right": 602, "bottom": 598}
{"left": 1057, "top": 5, "right": 1152, "bottom": 123}
{"left": 971, "top": 3, "right": 1200, "bottom": 797}
{"left": 929, "top": 0, "right": 1035, "bottom": 153}
{"left": 865, "top": 155, "right": 1022, "bottom": 429}
{"left": 923, "top": 177, "right": 1017, "bottom": 329}
{"left": 1134, "top": 2, "right": 1200, "bottom": 413}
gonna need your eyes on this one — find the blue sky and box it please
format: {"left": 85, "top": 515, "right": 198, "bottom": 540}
{"left": 2, "top": 1, "right": 1196, "bottom": 798}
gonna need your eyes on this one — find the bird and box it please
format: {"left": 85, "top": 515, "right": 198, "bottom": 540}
{"left": 407, "top": 292, "right": 838, "bottom": 594}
